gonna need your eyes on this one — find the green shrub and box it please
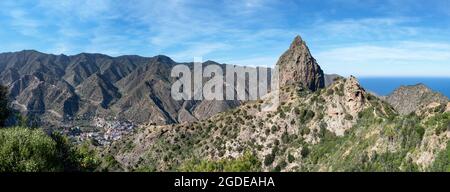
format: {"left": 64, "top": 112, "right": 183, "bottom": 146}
{"left": 281, "top": 132, "right": 290, "bottom": 144}
{"left": 301, "top": 127, "right": 311, "bottom": 135}
{"left": 335, "top": 86, "right": 344, "bottom": 97}
{"left": 264, "top": 153, "right": 275, "bottom": 166}
{"left": 299, "top": 109, "right": 315, "bottom": 123}
{"left": 265, "top": 128, "right": 270, "bottom": 136}
{"left": 271, "top": 125, "right": 278, "bottom": 133}
{"left": 180, "top": 152, "right": 261, "bottom": 172}
{"left": 278, "top": 160, "right": 287, "bottom": 169}
{"left": 0, "top": 127, "right": 100, "bottom": 172}
{"left": 319, "top": 97, "right": 326, "bottom": 103}
{"left": 288, "top": 153, "right": 295, "bottom": 163}
{"left": 326, "top": 89, "right": 334, "bottom": 96}
{"left": 425, "top": 112, "right": 450, "bottom": 135}
{"left": 305, "top": 110, "right": 315, "bottom": 121}
{"left": 300, "top": 147, "right": 310, "bottom": 158}
{"left": 294, "top": 108, "right": 301, "bottom": 115}
{"left": 280, "top": 111, "right": 286, "bottom": 119}
{"left": 415, "top": 126, "right": 425, "bottom": 139}
{"left": 317, "top": 113, "right": 324, "bottom": 120}
{"left": 344, "top": 114, "right": 354, "bottom": 121}
{"left": 0, "top": 127, "right": 59, "bottom": 172}
{"left": 430, "top": 141, "right": 450, "bottom": 172}
{"left": 290, "top": 119, "right": 296, "bottom": 125}
{"left": 272, "top": 165, "right": 281, "bottom": 172}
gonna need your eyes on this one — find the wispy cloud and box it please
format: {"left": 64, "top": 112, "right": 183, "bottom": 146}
{"left": 307, "top": 17, "right": 424, "bottom": 44}
{"left": 0, "top": 0, "right": 449, "bottom": 77}
{"left": 316, "top": 41, "right": 450, "bottom": 77}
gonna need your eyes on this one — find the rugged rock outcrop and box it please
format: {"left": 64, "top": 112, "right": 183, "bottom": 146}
{"left": 322, "top": 76, "right": 370, "bottom": 136}
{"left": 276, "top": 36, "right": 325, "bottom": 91}
{"left": 344, "top": 76, "right": 368, "bottom": 115}
{"left": 385, "top": 83, "right": 449, "bottom": 115}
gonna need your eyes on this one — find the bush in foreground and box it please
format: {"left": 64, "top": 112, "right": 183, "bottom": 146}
{"left": 179, "top": 152, "right": 261, "bottom": 172}
{"left": 0, "top": 127, "right": 99, "bottom": 172}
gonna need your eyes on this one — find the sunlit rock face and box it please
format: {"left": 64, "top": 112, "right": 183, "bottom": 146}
{"left": 276, "top": 35, "right": 324, "bottom": 91}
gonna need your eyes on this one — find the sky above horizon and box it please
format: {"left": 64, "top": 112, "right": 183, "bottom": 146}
{"left": 0, "top": 0, "right": 449, "bottom": 77}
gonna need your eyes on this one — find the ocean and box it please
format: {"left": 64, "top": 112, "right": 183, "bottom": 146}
{"left": 358, "top": 77, "right": 450, "bottom": 98}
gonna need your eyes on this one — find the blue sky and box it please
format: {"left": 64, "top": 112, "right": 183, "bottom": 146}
{"left": 0, "top": 0, "right": 449, "bottom": 77}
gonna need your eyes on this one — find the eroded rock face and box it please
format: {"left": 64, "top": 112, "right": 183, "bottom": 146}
{"left": 344, "top": 76, "right": 367, "bottom": 116}
{"left": 323, "top": 76, "right": 368, "bottom": 136}
{"left": 276, "top": 36, "right": 325, "bottom": 91}
{"left": 446, "top": 102, "right": 450, "bottom": 113}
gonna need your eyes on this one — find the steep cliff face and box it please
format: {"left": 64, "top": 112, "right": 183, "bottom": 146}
{"left": 385, "top": 84, "right": 449, "bottom": 115}
{"left": 276, "top": 36, "right": 325, "bottom": 91}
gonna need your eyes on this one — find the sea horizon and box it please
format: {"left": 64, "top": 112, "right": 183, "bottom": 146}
{"left": 358, "top": 77, "right": 450, "bottom": 98}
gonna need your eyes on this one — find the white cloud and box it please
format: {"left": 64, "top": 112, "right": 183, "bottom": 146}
{"left": 315, "top": 41, "right": 450, "bottom": 77}
{"left": 225, "top": 0, "right": 271, "bottom": 15}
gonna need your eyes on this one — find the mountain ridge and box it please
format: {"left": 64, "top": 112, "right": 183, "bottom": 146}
{"left": 103, "top": 36, "right": 449, "bottom": 172}
{"left": 385, "top": 83, "right": 449, "bottom": 115}
{"left": 0, "top": 50, "right": 242, "bottom": 128}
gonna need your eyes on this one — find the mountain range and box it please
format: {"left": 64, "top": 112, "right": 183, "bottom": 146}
{"left": 0, "top": 51, "right": 246, "bottom": 128}
{"left": 0, "top": 36, "right": 448, "bottom": 172}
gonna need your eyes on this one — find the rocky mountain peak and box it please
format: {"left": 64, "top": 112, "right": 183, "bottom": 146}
{"left": 289, "top": 35, "right": 306, "bottom": 49}
{"left": 19, "top": 49, "right": 42, "bottom": 54}
{"left": 276, "top": 35, "right": 325, "bottom": 91}
{"left": 153, "top": 55, "right": 174, "bottom": 64}
{"left": 385, "top": 83, "right": 449, "bottom": 115}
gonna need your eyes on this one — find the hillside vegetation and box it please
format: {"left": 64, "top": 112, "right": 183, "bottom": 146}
{"left": 106, "top": 77, "right": 450, "bottom": 172}
{"left": 0, "top": 127, "right": 99, "bottom": 172}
